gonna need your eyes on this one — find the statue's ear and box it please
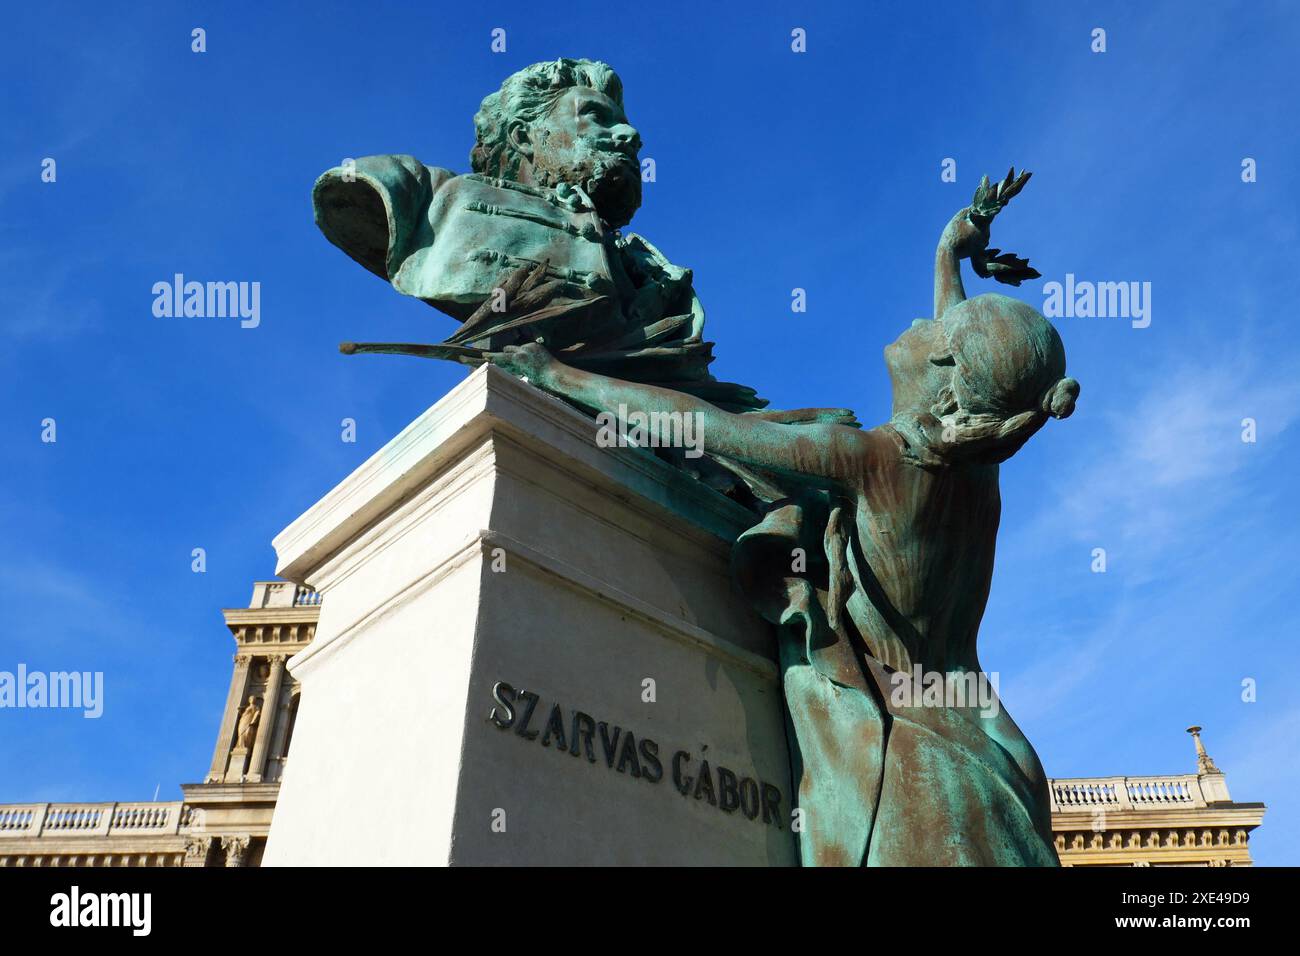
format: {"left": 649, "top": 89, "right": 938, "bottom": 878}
{"left": 507, "top": 120, "right": 534, "bottom": 160}
{"left": 927, "top": 351, "right": 956, "bottom": 366}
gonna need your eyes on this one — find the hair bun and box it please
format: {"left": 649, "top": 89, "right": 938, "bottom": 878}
{"left": 1041, "top": 377, "right": 1080, "bottom": 419}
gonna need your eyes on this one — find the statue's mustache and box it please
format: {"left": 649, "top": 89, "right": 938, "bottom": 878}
{"left": 591, "top": 146, "right": 639, "bottom": 169}
{"left": 588, "top": 155, "right": 640, "bottom": 189}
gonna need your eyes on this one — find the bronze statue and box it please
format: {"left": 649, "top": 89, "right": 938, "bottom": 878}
{"left": 320, "top": 59, "right": 1078, "bottom": 866}
{"left": 317, "top": 57, "right": 762, "bottom": 414}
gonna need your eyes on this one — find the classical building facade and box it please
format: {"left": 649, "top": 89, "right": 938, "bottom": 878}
{"left": 1048, "top": 727, "right": 1265, "bottom": 867}
{"left": 0, "top": 583, "right": 1266, "bottom": 867}
{"left": 0, "top": 581, "right": 318, "bottom": 868}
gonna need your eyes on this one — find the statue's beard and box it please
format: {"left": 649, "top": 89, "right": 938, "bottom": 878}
{"left": 583, "top": 152, "right": 641, "bottom": 229}
{"left": 535, "top": 147, "right": 642, "bottom": 229}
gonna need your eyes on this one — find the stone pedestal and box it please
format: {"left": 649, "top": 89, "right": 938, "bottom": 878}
{"left": 262, "top": 365, "right": 795, "bottom": 866}
{"left": 224, "top": 747, "right": 249, "bottom": 783}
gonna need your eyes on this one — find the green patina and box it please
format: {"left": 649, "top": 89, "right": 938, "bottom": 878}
{"left": 320, "top": 59, "right": 1079, "bottom": 867}
{"left": 317, "top": 57, "right": 759, "bottom": 417}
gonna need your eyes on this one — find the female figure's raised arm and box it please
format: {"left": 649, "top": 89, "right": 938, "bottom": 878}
{"left": 935, "top": 169, "right": 1039, "bottom": 320}
{"left": 497, "top": 342, "right": 874, "bottom": 485}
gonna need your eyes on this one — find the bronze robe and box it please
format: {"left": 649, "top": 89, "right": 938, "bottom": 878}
{"left": 731, "top": 424, "right": 1059, "bottom": 866}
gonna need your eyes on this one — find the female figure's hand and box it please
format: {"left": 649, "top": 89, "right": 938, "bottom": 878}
{"left": 488, "top": 341, "right": 556, "bottom": 384}
{"left": 940, "top": 206, "right": 992, "bottom": 262}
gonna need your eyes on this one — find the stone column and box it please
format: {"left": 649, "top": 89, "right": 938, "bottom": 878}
{"left": 247, "top": 655, "right": 285, "bottom": 782}
{"left": 221, "top": 836, "right": 250, "bottom": 867}
{"left": 208, "top": 654, "right": 253, "bottom": 782}
{"left": 183, "top": 838, "right": 210, "bottom": 868}
{"left": 264, "top": 686, "right": 298, "bottom": 782}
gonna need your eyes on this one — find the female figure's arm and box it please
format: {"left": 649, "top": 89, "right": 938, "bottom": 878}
{"left": 934, "top": 213, "right": 974, "bottom": 320}
{"left": 935, "top": 169, "right": 1038, "bottom": 320}
{"left": 497, "top": 343, "right": 874, "bottom": 484}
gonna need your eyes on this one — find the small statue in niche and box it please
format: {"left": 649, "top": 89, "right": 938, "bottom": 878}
{"left": 235, "top": 695, "right": 261, "bottom": 750}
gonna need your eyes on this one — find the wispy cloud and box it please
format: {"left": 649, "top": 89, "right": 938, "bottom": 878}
{"left": 0, "top": 255, "right": 105, "bottom": 344}
{"left": 1033, "top": 352, "right": 1300, "bottom": 571}
{"left": 994, "top": 345, "right": 1300, "bottom": 756}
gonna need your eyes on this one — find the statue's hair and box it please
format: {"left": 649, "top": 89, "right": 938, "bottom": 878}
{"left": 471, "top": 58, "right": 625, "bottom": 180}
{"left": 929, "top": 294, "right": 1079, "bottom": 464}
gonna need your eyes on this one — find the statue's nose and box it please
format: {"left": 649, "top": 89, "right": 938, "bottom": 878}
{"left": 611, "top": 124, "right": 641, "bottom": 154}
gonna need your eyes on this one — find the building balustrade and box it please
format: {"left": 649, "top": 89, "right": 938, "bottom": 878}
{"left": 1047, "top": 774, "right": 1216, "bottom": 812}
{"left": 0, "top": 802, "right": 190, "bottom": 839}
{"left": 293, "top": 585, "right": 322, "bottom": 606}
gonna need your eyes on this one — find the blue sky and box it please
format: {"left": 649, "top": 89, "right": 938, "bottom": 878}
{"left": 2, "top": 1, "right": 1297, "bottom": 864}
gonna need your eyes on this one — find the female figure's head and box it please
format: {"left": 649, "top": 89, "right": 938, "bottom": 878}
{"left": 886, "top": 293, "right": 1079, "bottom": 464}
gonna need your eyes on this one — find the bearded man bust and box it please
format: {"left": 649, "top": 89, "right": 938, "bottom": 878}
{"left": 314, "top": 58, "right": 763, "bottom": 413}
